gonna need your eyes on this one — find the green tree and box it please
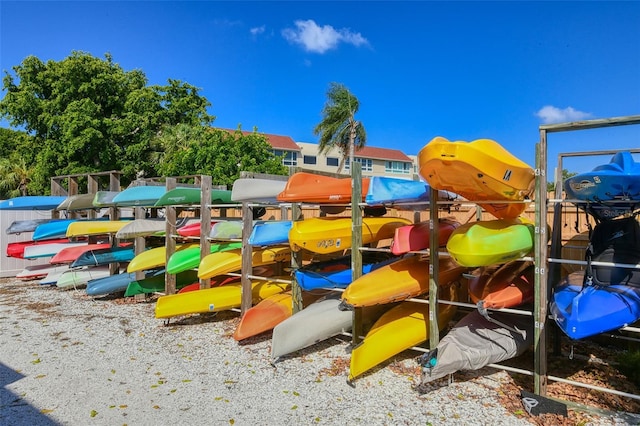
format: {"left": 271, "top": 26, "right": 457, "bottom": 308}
{"left": 0, "top": 127, "right": 33, "bottom": 161}
{"left": 313, "top": 82, "right": 366, "bottom": 173}
{"left": 0, "top": 157, "right": 35, "bottom": 197}
{"left": 154, "top": 124, "right": 287, "bottom": 187}
{"left": 0, "top": 51, "right": 214, "bottom": 193}
{"left": 547, "top": 169, "right": 577, "bottom": 193}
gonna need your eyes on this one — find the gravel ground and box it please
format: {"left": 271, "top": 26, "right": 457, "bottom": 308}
{"left": 0, "top": 278, "right": 637, "bottom": 426}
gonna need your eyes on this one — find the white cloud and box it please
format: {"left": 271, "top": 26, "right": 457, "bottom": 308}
{"left": 250, "top": 25, "right": 265, "bottom": 36}
{"left": 282, "top": 19, "right": 369, "bottom": 54}
{"left": 535, "top": 105, "right": 592, "bottom": 124}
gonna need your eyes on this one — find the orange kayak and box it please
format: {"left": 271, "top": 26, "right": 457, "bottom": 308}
{"left": 468, "top": 261, "right": 535, "bottom": 309}
{"left": 232, "top": 290, "right": 328, "bottom": 341}
{"left": 277, "top": 172, "right": 370, "bottom": 203}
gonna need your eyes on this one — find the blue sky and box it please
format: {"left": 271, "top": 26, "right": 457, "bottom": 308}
{"left": 1, "top": 1, "right": 639, "bottom": 177}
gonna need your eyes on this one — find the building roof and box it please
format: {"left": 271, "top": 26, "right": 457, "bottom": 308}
{"left": 354, "top": 146, "right": 413, "bottom": 162}
{"left": 219, "top": 128, "right": 300, "bottom": 151}
{"left": 220, "top": 128, "right": 413, "bottom": 161}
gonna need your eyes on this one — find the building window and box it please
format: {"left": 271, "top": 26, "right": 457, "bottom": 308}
{"left": 274, "top": 150, "right": 297, "bottom": 166}
{"left": 303, "top": 155, "right": 317, "bottom": 165}
{"left": 385, "top": 161, "right": 411, "bottom": 174}
{"left": 346, "top": 157, "right": 373, "bottom": 172}
{"left": 326, "top": 157, "right": 339, "bottom": 167}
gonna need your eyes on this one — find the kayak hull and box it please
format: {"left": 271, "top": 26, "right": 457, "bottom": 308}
{"left": 418, "top": 137, "right": 535, "bottom": 219}
{"left": 446, "top": 218, "right": 535, "bottom": 267}
{"left": 390, "top": 218, "right": 459, "bottom": 255}
{"left": 289, "top": 216, "right": 411, "bottom": 254}
{"left": 154, "top": 277, "right": 290, "bottom": 319}
{"left": 348, "top": 283, "right": 458, "bottom": 381}
{"left": 341, "top": 255, "right": 465, "bottom": 308}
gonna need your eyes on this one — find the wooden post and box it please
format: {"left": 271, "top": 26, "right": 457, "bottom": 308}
{"left": 199, "top": 175, "right": 212, "bottom": 289}
{"left": 133, "top": 206, "right": 146, "bottom": 302}
{"left": 87, "top": 174, "right": 98, "bottom": 220}
{"left": 428, "top": 186, "right": 440, "bottom": 349}
{"left": 164, "top": 177, "right": 177, "bottom": 295}
{"left": 534, "top": 140, "right": 548, "bottom": 396}
{"left": 240, "top": 202, "right": 253, "bottom": 314}
{"left": 351, "top": 162, "right": 363, "bottom": 345}
{"left": 290, "top": 202, "right": 304, "bottom": 314}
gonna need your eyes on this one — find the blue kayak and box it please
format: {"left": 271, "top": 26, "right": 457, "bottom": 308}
{"left": 33, "top": 219, "right": 78, "bottom": 241}
{"left": 564, "top": 151, "right": 640, "bottom": 220}
{"left": 86, "top": 272, "right": 137, "bottom": 296}
{"left": 295, "top": 253, "right": 399, "bottom": 291}
{"left": 0, "top": 195, "right": 67, "bottom": 210}
{"left": 365, "top": 176, "right": 456, "bottom": 210}
{"left": 550, "top": 272, "right": 640, "bottom": 340}
{"left": 71, "top": 246, "right": 136, "bottom": 268}
{"left": 249, "top": 220, "right": 292, "bottom": 246}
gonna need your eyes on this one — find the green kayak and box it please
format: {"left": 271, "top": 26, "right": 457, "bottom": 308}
{"left": 166, "top": 241, "right": 243, "bottom": 274}
{"left": 154, "top": 187, "right": 233, "bottom": 207}
{"left": 124, "top": 270, "right": 200, "bottom": 297}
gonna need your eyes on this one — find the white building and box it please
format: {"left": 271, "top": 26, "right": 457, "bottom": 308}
{"left": 244, "top": 130, "right": 419, "bottom": 179}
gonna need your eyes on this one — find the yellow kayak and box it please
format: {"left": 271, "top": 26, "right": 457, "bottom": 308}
{"left": 348, "top": 283, "right": 458, "bottom": 382}
{"left": 197, "top": 246, "right": 291, "bottom": 280}
{"left": 417, "top": 137, "right": 535, "bottom": 219}
{"left": 446, "top": 217, "right": 535, "bottom": 267}
{"left": 289, "top": 216, "right": 411, "bottom": 254}
{"left": 154, "top": 277, "right": 290, "bottom": 319}
{"left": 127, "top": 243, "right": 199, "bottom": 273}
{"left": 66, "top": 220, "right": 130, "bottom": 237}
{"left": 340, "top": 255, "right": 465, "bottom": 308}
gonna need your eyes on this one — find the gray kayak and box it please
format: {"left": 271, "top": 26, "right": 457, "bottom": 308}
{"left": 271, "top": 294, "right": 353, "bottom": 361}
{"left": 231, "top": 178, "right": 287, "bottom": 203}
{"left": 56, "top": 193, "right": 98, "bottom": 211}
{"left": 6, "top": 219, "right": 55, "bottom": 234}
{"left": 419, "top": 310, "right": 533, "bottom": 384}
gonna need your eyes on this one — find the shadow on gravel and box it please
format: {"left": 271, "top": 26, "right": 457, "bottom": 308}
{"left": 0, "top": 361, "right": 60, "bottom": 426}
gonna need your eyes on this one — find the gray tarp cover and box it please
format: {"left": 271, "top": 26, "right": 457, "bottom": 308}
{"left": 421, "top": 310, "right": 533, "bottom": 383}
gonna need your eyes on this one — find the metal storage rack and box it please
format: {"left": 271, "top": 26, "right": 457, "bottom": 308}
{"left": 537, "top": 114, "right": 640, "bottom": 401}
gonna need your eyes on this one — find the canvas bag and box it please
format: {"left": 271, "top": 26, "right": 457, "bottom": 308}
{"left": 585, "top": 215, "right": 640, "bottom": 286}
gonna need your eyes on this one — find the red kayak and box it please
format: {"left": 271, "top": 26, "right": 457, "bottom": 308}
{"left": 7, "top": 238, "right": 71, "bottom": 259}
{"left": 468, "top": 261, "right": 535, "bottom": 309}
{"left": 176, "top": 221, "right": 219, "bottom": 238}
{"left": 390, "top": 218, "right": 459, "bottom": 255}
{"left": 49, "top": 243, "right": 112, "bottom": 264}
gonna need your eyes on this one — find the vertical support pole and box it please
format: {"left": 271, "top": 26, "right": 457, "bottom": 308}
{"left": 109, "top": 173, "right": 121, "bottom": 277}
{"left": 290, "top": 202, "right": 304, "bottom": 314}
{"left": 351, "top": 163, "right": 364, "bottom": 345}
{"left": 133, "top": 206, "right": 146, "bottom": 302}
{"left": 199, "top": 175, "right": 212, "bottom": 289}
{"left": 109, "top": 172, "right": 120, "bottom": 221}
{"left": 87, "top": 175, "right": 98, "bottom": 220}
{"left": 549, "top": 158, "right": 565, "bottom": 356}
{"left": 68, "top": 177, "right": 79, "bottom": 219}
{"left": 534, "top": 138, "right": 549, "bottom": 395}
{"left": 240, "top": 202, "right": 253, "bottom": 314}
{"left": 165, "top": 177, "right": 177, "bottom": 295}
{"left": 428, "top": 186, "right": 440, "bottom": 349}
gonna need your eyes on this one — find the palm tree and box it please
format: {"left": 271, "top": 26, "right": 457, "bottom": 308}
{"left": 313, "top": 82, "right": 366, "bottom": 173}
{"left": 0, "top": 157, "right": 34, "bottom": 197}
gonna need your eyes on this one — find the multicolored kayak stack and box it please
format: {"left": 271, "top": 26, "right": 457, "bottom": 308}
{"left": 7, "top": 139, "right": 633, "bottom": 389}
